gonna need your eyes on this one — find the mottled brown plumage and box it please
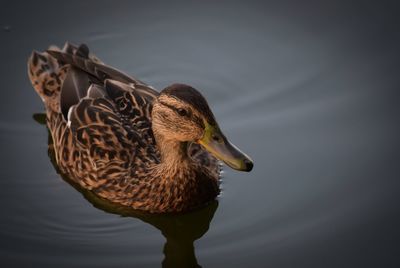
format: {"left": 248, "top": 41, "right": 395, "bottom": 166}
{"left": 28, "top": 43, "right": 252, "bottom": 213}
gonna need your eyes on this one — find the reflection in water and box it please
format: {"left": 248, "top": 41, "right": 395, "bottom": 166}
{"left": 33, "top": 113, "right": 218, "bottom": 268}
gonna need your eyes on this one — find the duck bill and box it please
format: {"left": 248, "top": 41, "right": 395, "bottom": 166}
{"left": 197, "top": 124, "right": 253, "bottom": 172}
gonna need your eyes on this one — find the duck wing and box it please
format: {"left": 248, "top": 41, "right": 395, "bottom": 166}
{"left": 47, "top": 42, "right": 159, "bottom": 120}
{"left": 47, "top": 42, "right": 157, "bottom": 90}
{"left": 66, "top": 83, "right": 160, "bottom": 181}
{"left": 50, "top": 43, "right": 160, "bottom": 173}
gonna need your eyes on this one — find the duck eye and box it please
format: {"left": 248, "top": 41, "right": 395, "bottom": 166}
{"left": 177, "top": 108, "right": 188, "bottom": 117}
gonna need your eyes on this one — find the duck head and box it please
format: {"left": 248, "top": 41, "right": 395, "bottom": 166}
{"left": 152, "top": 83, "right": 253, "bottom": 172}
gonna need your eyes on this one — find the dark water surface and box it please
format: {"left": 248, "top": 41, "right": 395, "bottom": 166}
{"left": 1, "top": 1, "right": 400, "bottom": 267}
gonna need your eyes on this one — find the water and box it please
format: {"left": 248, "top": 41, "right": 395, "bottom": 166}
{"left": 1, "top": 1, "right": 400, "bottom": 267}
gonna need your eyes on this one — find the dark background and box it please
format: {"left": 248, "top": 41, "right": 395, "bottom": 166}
{"left": 0, "top": 1, "right": 399, "bottom": 267}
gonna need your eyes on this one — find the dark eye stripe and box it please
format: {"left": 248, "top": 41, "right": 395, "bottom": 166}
{"left": 159, "top": 101, "right": 191, "bottom": 117}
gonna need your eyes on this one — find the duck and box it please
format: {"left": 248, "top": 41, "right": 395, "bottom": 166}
{"left": 28, "top": 42, "right": 253, "bottom": 213}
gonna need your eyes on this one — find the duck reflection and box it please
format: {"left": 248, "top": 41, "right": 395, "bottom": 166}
{"left": 33, "top": 113, "right": 218, "bottom": 268}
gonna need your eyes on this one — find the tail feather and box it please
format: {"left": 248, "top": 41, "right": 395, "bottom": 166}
{"left": 28, "top": 50, "right": 68, "bottom": 112}
{"left": 28, "top": 42, "right": 107, "bottom": 113}
{"left": 28, "top": 42, "right": 157, "bottom": 114}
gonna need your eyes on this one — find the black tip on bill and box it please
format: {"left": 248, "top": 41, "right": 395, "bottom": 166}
{"left": 243, "top": 158, "right": 253, "bottom": 172}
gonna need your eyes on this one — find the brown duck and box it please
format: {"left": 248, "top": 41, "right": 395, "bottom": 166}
{"left": 28, "top": 43, "right": 253, "bottom": 213}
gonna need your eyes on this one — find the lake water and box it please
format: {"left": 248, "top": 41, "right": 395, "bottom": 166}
{"left": 1, "top": 1, "right": 400, "bottom": 267}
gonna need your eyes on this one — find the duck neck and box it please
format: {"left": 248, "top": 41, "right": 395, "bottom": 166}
{"left": 153, "top": 132, "right": 194, "bottom": 177}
